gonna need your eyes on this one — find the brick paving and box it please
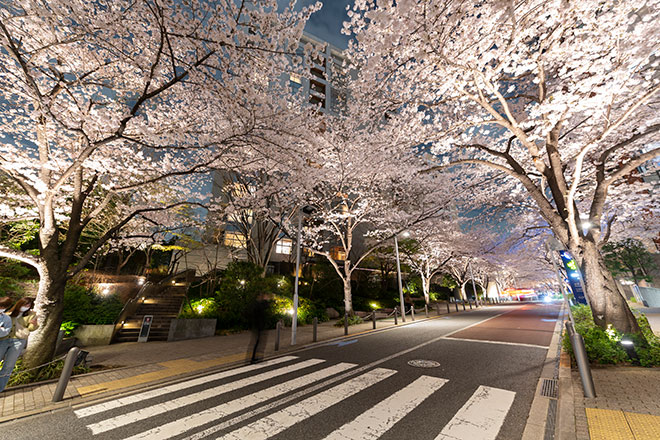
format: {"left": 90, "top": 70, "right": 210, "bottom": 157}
{"left": 571, "top": 365, "right": 660, "bottom": 439}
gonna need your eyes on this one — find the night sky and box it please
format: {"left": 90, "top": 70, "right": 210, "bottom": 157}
{"left": 279, "top": 0, "right": 354, "bottom": 49}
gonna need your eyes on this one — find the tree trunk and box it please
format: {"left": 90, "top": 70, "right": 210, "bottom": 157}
{"left": 422, "top": 276, "right": 431, "bottom": 305}
{"left": 343, "top": 277, "right": 353, "bottom": 315}
{"left": 578, "top": 239, "right": 640, "bottom": 333}
{"left": 23, "top": 271, "right": 67, "bottom": 369}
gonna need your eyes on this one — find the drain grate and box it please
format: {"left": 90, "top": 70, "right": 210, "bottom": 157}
{"left": 540, "top": 378, "right": 558, "bottom": 398}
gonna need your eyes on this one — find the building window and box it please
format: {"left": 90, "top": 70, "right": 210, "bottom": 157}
{"left": 330, "top": 246, "right": 346, "bottom": 261}
{"left": 276, "top": 239, "right": 293, "bottom": 255}
{"left": 224, "top": 231, "right": 246, "bottom": 248}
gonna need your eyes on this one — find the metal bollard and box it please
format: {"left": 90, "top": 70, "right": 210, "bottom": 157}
{"left": 344, "top": 312, "right": 348, "bottom": 336}
{"left": 565, "top": 321, "right": 596, "bottom": 397}
{"left": 52, "top": 347, "right": 81, "bottom": 402}
{"left": 469, "top": 300, "right": 472, "bottom": 309}
{"left": 446, "top": 302, "right": 450, "bottom": 313}
{"left": 455, "top": 302, "right": 459, "bottom": 312}
{"left": 372, "top": 312, "right": 376, "bottom": 329}
{"left": 275, "top": 320, "right": 281, "bottom": 351}
{"left": 425, "top": 304, "right": 429, "bottom": 318}
{"left": 313, "top": 317, "right": 318, "bottom": 342}
{"left": 394, "top": 307, "right": 398, "bottom": 325}
{"left": 410, "top": 305, "right": 415, "bottom": 321}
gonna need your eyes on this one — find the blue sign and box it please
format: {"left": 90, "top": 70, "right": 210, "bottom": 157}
{"left": 558, "top": 251, "right": 588, "bottom": 305}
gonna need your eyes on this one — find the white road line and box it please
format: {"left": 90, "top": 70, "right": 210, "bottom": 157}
{"left": 443, "top": 336, "right": 548, "bottom": 350}
{"left": 217, "top": 368, "right": 397, "bottom": 440}
{"left": 123, "top": 362, "right": 356, "bottom": 440}
{"left": 181, "top": 310, "right": 516, "bottom": 440}
{"left": 74, "top": 356, "right": 298, "bottom": 418}
{"left": 442, "top": 309, "right": 515, "bottom": 338}
{"left": 323, "top": 375, "right": 448, "bottom": 440}
{"left": 86, "top": 358, "right": 325, "bottom": 435}
{"left": 435, "top": 385, "right": 515, "bottom": 440}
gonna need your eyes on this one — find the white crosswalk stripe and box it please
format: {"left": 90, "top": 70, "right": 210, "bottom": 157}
{"left": 85, "top": 358, "right": 325, "bottom": 434}
{"left": 74, "top": 355, "right": 298, "bottom": 418}
{"left": 323, "top": 375, "right": 448, "bottom": 440}
{"left": 434, "top": 385, "right": 515, "bottom": 440}
{"left": 123, "top": 362, "right": 357, "bottom": 440}
{"left": 217, "top": 367, "right": 397, "bottom": 440}
{"left": 77, "top": 359, "right": 517, "bottom": 440}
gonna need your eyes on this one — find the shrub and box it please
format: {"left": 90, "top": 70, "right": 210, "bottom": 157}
{"left": 62, "top": 283, "right": 123, "bottom": 325}
{"left": 60, "top": 320, "right": 78, "bottom": 337}
{"left": 5, "top": 358, "right": 89, "bottom": 388}
{"left": 563, "top": 305, "right": 660, "bottom": 366}
{"left": 633, "top": 314, "right": 660, "bottom": 367}
{"left": 179, "top": 298, "right": 219, "bottom": 319}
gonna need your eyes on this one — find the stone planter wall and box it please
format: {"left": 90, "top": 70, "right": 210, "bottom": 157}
{"left": 74, "top": 324, "right": 114, "bottom": 347}
{"left": 167, "top": 318, "right": 217, "bottom": 342}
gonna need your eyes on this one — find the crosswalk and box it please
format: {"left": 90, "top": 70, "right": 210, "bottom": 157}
{"left": 74, "top": 356, "right": 516, "bottom": 440}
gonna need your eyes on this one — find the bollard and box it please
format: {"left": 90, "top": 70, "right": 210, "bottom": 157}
{"left": 455, "top": 302, "right": 459, "bottom": 312}
{"left": 394, "top": 307, "right": 398, "bottom": 325}
{"left": 344, "top": 312, "right": 348, "bottom": 336}
{"left": 425, "top": 304, "right": 429, "bottom": 318}
{"left": 469, "top": 300, "right": 472, "bottom": 309}
{"left": 52, "top": 346, "right": 81, "bottom": 402}
{"left": 275, "top": 320, "right": 281, "bottom": 351}
{"left": 566, "top": 321, "right": 596, "bottom": 397}
{"left": 372, "top": 311, "right": 376, "bottom": 329}
{"left": 313, "top": 317, "right": 318, "bottom": 342}
{"left": 410, "top": 305, "right": 415, "bottom": 321}
{"left": 446, "top": 302, "right": 450, "bottom": 314}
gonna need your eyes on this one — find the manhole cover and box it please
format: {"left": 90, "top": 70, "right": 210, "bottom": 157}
{"left": 407, "top": 359, "right": 441, "bottom": 368}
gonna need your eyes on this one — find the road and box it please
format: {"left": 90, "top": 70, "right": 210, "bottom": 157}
{"left": 0, "top": 302, "right": 561, "bottom": 440}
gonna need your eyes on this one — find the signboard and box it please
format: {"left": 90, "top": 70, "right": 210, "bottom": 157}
{"left": 138, "top": 315, "right": 153, "bottom": 343}
{"left": 558, "top": 251, "right": 588, "bottom": 305}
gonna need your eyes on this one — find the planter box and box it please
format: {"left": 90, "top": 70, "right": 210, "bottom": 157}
{"left": 167, "top": 318, "right": 217, "bottom": 342}
{"left": 74, "top": 324, "right": 114, "bottom": 347}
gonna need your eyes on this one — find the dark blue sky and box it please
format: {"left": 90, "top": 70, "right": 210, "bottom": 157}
{"left": 279, "top": 0, "right": 354, "bottom": 49}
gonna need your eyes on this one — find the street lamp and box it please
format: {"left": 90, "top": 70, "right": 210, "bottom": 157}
{"left": 292, "top": 205, "right": 315, "bottom": 345}
{"left": 394, "top": 231, "right": 410, "bottom": 322}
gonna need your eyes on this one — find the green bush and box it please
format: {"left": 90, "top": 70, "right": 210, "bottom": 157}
{"left": 563, "top": 305, "right": 660, "bottom": 366}
{"left": 179, "top": 297, "right": 219, "bottom": 319}
{"left": 60, "top": 320, "right": 78, "bottom": 336}
{"left": 5, "top": 357, "right": 89, "bottom": 388}
{"left": 61, "top": 283, "right": 123, "bottom": 325}
{"left": 634, "top": 314, "right": 660, "bottom": 367}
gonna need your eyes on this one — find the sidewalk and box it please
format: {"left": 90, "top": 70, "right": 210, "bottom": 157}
{"left": 0, "top": 302, "right": 477, "bottom": 422}
{"left": 556, "top": 310, "right": 660, "bottom": 440}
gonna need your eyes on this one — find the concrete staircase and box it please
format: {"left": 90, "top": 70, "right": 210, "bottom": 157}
{"left": 114, "top": 284, "right": 187, "bottom": 343}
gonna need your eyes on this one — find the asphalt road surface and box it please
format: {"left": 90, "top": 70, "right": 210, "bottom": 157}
{"left": 0, "top": 302, "right": 561, "bottom": 440}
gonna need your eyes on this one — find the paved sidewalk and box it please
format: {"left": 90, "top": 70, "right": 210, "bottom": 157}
{"left": 0, "top": 302, "right": 483, "bottom": 422}
{"left": 557, "top": 331, "right": 660, "bottom": 439}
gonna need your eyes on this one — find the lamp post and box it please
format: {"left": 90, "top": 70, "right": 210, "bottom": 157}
{"left": 394, "top": 232, "right": 409, "bottom": 323}
{"left": 291, "top": 210, "right": 303, "bottom": 345}
{"left": 292, "top": 205, "right": 314, "bottom": 346}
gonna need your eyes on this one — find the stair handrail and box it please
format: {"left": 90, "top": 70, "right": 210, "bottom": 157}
{"left": 110, "top": 281, "right": 152, "bottom": 343}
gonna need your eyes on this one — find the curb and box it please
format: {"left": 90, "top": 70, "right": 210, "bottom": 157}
{"left": 555, "top": 348, "right": 577, "bottom": 440}
{"left": 1, "top": 304, "right": 491, "bottom": 423}
{"left": 521, "top": 302, "right": 566, "bottom": 440}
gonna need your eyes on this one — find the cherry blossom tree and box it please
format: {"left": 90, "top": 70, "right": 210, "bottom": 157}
{"left": 0, "top": 0, "right": 318, "bottom": 367}
{"left": 347, "top": 0, "right": 660, "bottom": 333}
{"left": 398, "top": 222, "right": 460, "bottom": 305}
{"left": 283, "top": 115, "right": 449, "bottom": 314}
